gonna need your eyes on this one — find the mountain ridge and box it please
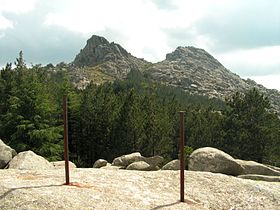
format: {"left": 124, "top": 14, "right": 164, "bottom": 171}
{"left": 69, "top": 35, "right": 280, "bottom": 115}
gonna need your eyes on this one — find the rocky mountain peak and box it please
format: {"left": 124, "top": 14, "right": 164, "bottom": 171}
{"left": 70, "top": 35, "right": 280, "bottom": 115}
{"left": 87, "top": 35, "right": 110, "bottom": 47}
{"left": 166, "top": 46, "right": 223, "bottom": 70}
{"left": 71, "top": 35, "right": 150, "bottom": 82}
{"left": 73, "top": 35, "right": 130, "bottom": 68}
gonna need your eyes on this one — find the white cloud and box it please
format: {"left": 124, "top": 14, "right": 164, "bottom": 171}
{"left": 0, "top": 0, "right": 38, "bottom": 14}
{"left": 0, "top": 15, "right": 13, "bottom": 29}
{"left": 0, "top": 0, "right": 279, "bottom": 91}
{"left": 0, "top": 0, "right": 38, "bottom": 30}
{"left": 216, "top": 46, "right": 280, "bottom": 76}
{"left": 43, "top": 0, "right": 170, "bottom": 61}
{"left": 43, "top": 0, "right": 223, "bottom": 62}
{"left": 247, "top": 74, "right": 280, "bottom": 91}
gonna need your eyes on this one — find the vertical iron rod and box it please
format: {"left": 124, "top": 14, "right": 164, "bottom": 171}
{"left": 179, "top": 111, "right": 185, "bottom": 202}
{"left": 63, "top": 95, "right": 70, "bottom": 185}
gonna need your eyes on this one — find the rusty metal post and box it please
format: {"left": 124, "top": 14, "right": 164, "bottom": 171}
{"left": 179, "top": 111, "right": 185, "bottom": 202}
{"left": 63, "top": 95, "right": 70, "bottom": 185}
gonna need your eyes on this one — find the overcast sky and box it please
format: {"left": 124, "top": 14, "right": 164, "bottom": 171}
{"left": 0, "top": 0, "right": 279, "bottom": 90}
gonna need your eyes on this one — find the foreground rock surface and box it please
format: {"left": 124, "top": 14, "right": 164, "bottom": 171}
{"left": 52, "top": 161, "right": 77, "bottom": 169}
{"left": 0, "top": 139, "right": 17, "bottom": 169}
{"left": 0, "top": 169, "right": 279, "bottom": 209}
{"left": 188, "top": 147, "right": 244, "bottom": 175}
{"left": 7, "top": 151, "right": 54, "bottom": 170}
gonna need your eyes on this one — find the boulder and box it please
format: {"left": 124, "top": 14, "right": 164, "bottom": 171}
{"left": 100, "top": 163, "right": 122, "bottom": 170}
{"left": 236, "top": 159, "right": 280, "bottom": 176}
{"left": 126, "top": 161, "right": 151, "bottom": 171}
{"left": 162, "top": 160, "right": 180, "bottom": 170}
{"left": 52, "top": 161, "right": 77, "bottom": 169}
{"left": 188, "top": 147, "right": 244, "bottom": 176}
{"left": 143, "top": 156, "right": 164, "bottom": 169}
{"left": 0, "top": 139, "right": 17, "bottom": 169}
{"left": 238, "top": 174, "right": 280, "bottom": 182}
{"left": 7, "top": 150, "right": 54, "bottom": 170}
{"left": 93, "top": 159, "right": 108, "bottom": 168}
{"left": 112, "top": 152, "right": 144, "bottom": 167}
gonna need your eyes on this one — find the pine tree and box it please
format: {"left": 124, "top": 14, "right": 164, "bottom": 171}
{"left": 222, "top": 88, "right": 273, "bottom": 162}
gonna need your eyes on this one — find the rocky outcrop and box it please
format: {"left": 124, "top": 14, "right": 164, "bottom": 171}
{"left": 236, "top": 159, "right": 280, "bottom": 176}
{"left": 145, "top": 46, "right": 249, "bottom": 99}
{"left": 188, "top": 147, "right": 244, "bottom": 176}
{"left": 93, "top": 159, "right": 108, "bottom": 168}
{"left": 144, "top": 46, "right": 280, "bottom": 115}
{"left": 112, "top": 152, "right": 144, "bottom": 168}
{"left": 72, "top": 35, "right": 150, "bottom": 80}
{"left": 72, "top": 36, "right": 280, "bottom": 114}
{"left": 111, "top": 153, "right": 165, "bottom": 171}
{"left": 70, "top": 35, "right": 280, "bottom": 115}
{"left": 52, "top": 161, "right": 77, "bottom": 169}
{"left": 7, "top": 150, "right": 54, "bottom": 170}
{"left": 162, "top": 160, "right": 180, "bottom": 170}
{"left": 126, "top": 161, "right": 151, "bottom": 171}
{"left": 0, "top": 139, "right": 17, "bottom": 169}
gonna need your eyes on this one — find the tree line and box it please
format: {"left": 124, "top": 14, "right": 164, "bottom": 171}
{"left": 1, "top": 52, "right": 280, "bottom": 167}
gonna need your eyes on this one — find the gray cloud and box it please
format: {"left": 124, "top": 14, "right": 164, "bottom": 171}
{"left": 162, "top": 1, "right": 280, "bottom": 78}
{"left": 0, "top": 0, "right": 279, "bottom": 86}
{"left": 163, "top": 27, "right": 197, "bottom": 48}
{"left": 195, "top": 15, "right": 280, "bottom": 53}
{"left": 224, "top": 62, "right": 280, "bottom": 77}
{"left": 163, "top": 1, "right": 280, "bottom": 53}
{"left": 0, "top": 9, "right": 85, "bottom": 66}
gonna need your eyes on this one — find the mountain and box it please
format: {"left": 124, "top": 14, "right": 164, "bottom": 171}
{"left": 73, "top": 35, "right": 149, "bottom": 72}
{"left": 145, "top": 46, "right": 248, "bottom": 98}
{"left": 70, "top": 35, "right": 280, "bottom": 115}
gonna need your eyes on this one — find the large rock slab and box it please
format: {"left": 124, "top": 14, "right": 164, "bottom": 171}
{"left": 188, "top": 147, "right": 244, "bottom": 176}
{"left": 0, "top": 169, "right": 280, "bottom": 209}
{"left": 238, "top": 174, "right": 280, "bottom": 182}
{"left": 7, "top": 150, "right": 54, "bottom": 170}
{"left": 265, "top": 164, "right": 280, "bottom": 172}
{"left": 0, "top": 139, "right": 17, "bottom": 169}
{"left": 126, "top": 161, "right": 151, "bottom": 171}
{"left": 52, "top": 161, "right": 77, "bottom": 169}
{"left": 112, "top": 152, "right": 144, "bottom": 167}
{"left": 93, "top": 159, "right": 108, "bottom": 168}
{"left": 236, "top": 159, "right": 280, "bottom": 176}
{"left": 162, "top": 160, "right": 180, "bottom": 170}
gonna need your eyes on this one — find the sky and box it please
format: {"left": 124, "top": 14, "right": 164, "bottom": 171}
{"left": 0, "top": 0, "right": 279, "bottom": 90}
